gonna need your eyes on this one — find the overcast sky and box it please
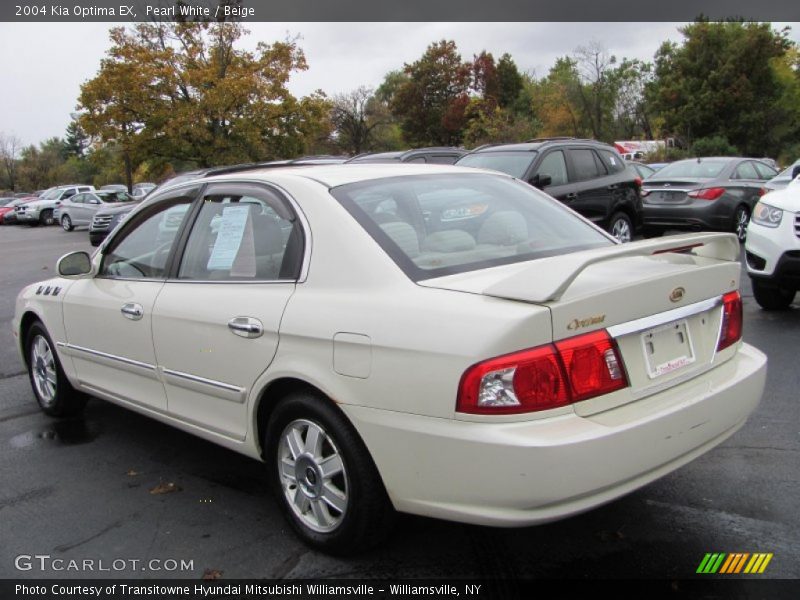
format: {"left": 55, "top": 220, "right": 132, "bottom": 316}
{"left": 1, "top": 22, "right": 797, "bottom": 147}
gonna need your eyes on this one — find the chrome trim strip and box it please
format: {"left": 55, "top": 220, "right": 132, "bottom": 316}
{"left": 64, "top": 343, "right": 156, "bottom": 371}
{"left": 161, "top": 368, "right": 244, "bottom": 394}
{"left": 607, "top": 296, "right": 722, "bottom": 338}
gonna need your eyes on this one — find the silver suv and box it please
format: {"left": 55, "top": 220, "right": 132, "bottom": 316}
{"left": 16, "top": 185, "right": 95, "bottom": 226}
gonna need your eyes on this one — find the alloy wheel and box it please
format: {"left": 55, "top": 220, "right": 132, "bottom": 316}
{"left": 611, "top": 218, "right": 632, "bottom": 243}
{"left": 735, "top": 208, "right": 749, "bottom": 242}
{"left": 277, "top": 419, "right": 349, "bottom": 533}
{"left": 31, "top": 335, "right": 57, "bottom": 406}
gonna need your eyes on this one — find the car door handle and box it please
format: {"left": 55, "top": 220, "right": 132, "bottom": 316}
{"left": 228, "top": 317, "right": 264, "bottom": 339}
{"left": 121, "top": 303, "right": 144, "bottom": 321}
{"left": 565, "top": 193, "right": 578, "bottom": 201}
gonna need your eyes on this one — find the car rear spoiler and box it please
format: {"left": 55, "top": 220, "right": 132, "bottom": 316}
{"left": 484, "top": 232, "right": 740, "bottom": 303}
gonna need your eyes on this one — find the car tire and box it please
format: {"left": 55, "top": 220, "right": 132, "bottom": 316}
{"left": 25, "top": 321, "right": 87, "bottom": 417}
{"left": 265, "top": 391, "right": 395, "bottom": 555}
{"left": 734, "top": 205, "right": 750, "bottom": 243}
{"left": 39, "top": 209, "right": 54, "bottom": 226}
{"left": 608, "top": 212, "right": 633, "bottom": 243}
{"left": 61, "top": 215, "right": 74, "bottom": 231}
{"left": 752, "top": 279, "right": 795, "bottom": 311}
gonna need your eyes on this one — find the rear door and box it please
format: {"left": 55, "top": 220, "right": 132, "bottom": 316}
{"left": 151, "top": 182, "right": 305, "bottom": 440}
{"left": 564, "top": 147, "right": 614, "bottom": 224}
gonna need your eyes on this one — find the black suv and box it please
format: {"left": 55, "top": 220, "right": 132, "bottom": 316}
{"left": 456, "top": 138, "right": 642, "bottom": 242}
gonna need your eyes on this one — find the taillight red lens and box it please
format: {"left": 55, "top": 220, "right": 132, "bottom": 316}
{"left": 555, "top": 330, "right": 628, "bottom": 402}
{"left": 457, "top": 330, "right": 628, "bottom": 415}
{"left": 688, "top": 187, "right": 726, "bottom": 200}
{"left": 717, "top": 291, "right": 743, "bottom": 351}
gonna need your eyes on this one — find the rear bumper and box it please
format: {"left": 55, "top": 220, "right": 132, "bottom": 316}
{"left": 342, "top": 343, "right": 766, "bottom": 526}
{"left": 642, "top": 200, "right": 733, "bottom": 231}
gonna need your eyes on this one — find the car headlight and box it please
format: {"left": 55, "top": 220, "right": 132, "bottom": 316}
{"left": 751, "top": 202, "right": 783, "bottom": 228}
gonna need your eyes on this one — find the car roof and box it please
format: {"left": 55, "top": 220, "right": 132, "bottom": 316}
{"left": 470, "top": 138, "right": 603, "bottom": 153}
{"left": 170, "top": 163, "right": 500, "bottom": 191}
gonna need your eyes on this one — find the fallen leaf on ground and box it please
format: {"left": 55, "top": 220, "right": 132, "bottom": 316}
{"left": 149, "top": 481, "right": 182, "bottom": 495}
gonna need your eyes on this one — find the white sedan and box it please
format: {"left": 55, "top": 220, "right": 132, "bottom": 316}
{"left": 13, "top": 164, "right": 766, "bottom": 554}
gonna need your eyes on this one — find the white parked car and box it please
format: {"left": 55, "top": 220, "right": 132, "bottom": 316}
{"left": 17, "top": 184, "right": 95, "bottom": 226}
{"left": 13, "top": 164, "right": 766, "bottom": 553}
{"left": 58, "top": 190, "right": 136, "bottom": 231}
{"left": 745, "top": 184, "right": 800, "bottom": 309}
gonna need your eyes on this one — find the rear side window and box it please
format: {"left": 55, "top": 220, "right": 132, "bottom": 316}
{"left": 428, "top": 154, "right": 461, "bottom": 165}
{"left": 332, "top": 173, "right": 612, "bottom": 281}
{"left": 177, "top": 184, "right": 303, "bottom": 281}
{"left": 734, "top": 162, "right": 758, "bottom": 180}
{"left": 598, "top": 150, "right": 625, "bottom": 173}
{"left": 569, "top": 149, "right": 606, "bottom": 181}
{"left": 456, "top": 151, "right": 537, "bottom": 179}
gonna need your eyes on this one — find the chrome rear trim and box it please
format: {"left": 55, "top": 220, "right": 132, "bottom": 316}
{"left": 607, "top": 296, "right": 722, "bottom": 338}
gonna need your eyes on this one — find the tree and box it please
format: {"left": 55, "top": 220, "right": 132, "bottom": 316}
{"left": 391, "top": 40, "right": 472, "bottom": 146}
{"left": 330, "top": 86, "right": 388, "bottom": 154}
{"left": 496, "top": 53, "right": 524, "bottom": 110}
{"left": 0, "top": 133, "right": 22, "bottom": 190}
{"left": 610, "top": 59, "right": 656, "bottom": 139}
{"left": 63, "top": 119, "right": 89, "bottom": 159}
{"left": 650, "top": 21, "right": 798, "bottom": 156}
{"left": 79, "top": 21, "right": 331, "bottom": 184}
{"left": 573, "top": 42, "right": 618, "bottom": 140}
{"left": 532, "top": 57, "right": 585, "bottom": 138}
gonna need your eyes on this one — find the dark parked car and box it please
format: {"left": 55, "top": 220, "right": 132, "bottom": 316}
{"left": 641, "top": 157, "right": 778, "bottom": 242}
{"left": 347, "top": 147, "right": 467, "bottom": 165}
{"left": 456, "top": 138, "right": 642, "bottom": 242}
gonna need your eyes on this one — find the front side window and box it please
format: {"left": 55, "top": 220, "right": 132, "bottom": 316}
{"left": 332, "top": 173, "right": 612, "bottom": 280}
{"left": 535, "top": 151, "right": 568, "bottom": 186}
{"left": 100, "top": 186, "right": 199, "bottom": 279}
{"left": 734, "top": 162, "right": 758, "bottom": 180}
{"left": 178, "top": 184, "right": 303, "bottom": 281}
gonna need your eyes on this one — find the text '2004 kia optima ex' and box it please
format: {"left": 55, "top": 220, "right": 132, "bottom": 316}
{"left": 14, "top": 164, "right": 766, "bottom": 554}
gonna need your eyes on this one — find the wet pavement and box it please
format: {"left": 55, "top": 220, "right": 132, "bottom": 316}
{"left": 0, "top": 224, "right": 798, "bottom": 579}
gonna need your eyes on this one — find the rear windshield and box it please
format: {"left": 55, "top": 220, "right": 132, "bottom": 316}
{"left": 331, "top": 173, "right": 612, "bottom": 280}
{"left": 456, "top": 152, "right": 537, "bottom": 179}
{"left": 652, "top": 159, "right": 729, "bottom": 180}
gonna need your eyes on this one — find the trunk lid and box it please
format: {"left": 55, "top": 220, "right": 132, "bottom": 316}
{"left": 419, "top": 233, "right": 741, "bottom": 414}
{"left": 642, "top": 179, "right": 705, "bottom": 205}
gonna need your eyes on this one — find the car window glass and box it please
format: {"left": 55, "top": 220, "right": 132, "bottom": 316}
{"left": 569, "top": 149, "right": 602, "bottom": 181}
{"left": 734, "top": 162, "right": 758, "bottom": 180}
{"left": 100, "top": 187, "right": 199, "bottom": 279}
{"left": 753, "top": 162, "right": 777, "bottom": 180}
{"left": 535, "top": 151, "right": 568, "bottom": 186}
{"left": 70, "top": 194, "right": 84, "bottom": 204}
{"left": 333, "top": 173, "right": 612, "bottom": 281}
{"left": 456, "top": 151, "right": 537, "bottom": 178}
{"left": 62, "top": 189, "right": 76, "bottom": 199}
{"left": 598, "top": 150, "right": 624, "bottom": 173}
{"left": 428, "top": 155, "right": 459, "bottom": 165}
{"left": 405, "top": 157, "right": 426, "bottom": 163}
{"left": 178, "top": 186, "right": 302, "bottom": 281}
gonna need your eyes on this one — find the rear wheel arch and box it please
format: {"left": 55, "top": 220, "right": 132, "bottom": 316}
{"left": 255, "top": 378, "right": 340, "bottom": 459}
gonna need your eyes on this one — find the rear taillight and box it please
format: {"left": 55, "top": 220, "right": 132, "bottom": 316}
{"left": 688, "top": 187, "right": 726, "bottom": 200}
{"left": 717, "top": 291, "right": 743, "bottom": 351}
{"left": 457, "top": 330, "right": 628, "bottom": 415}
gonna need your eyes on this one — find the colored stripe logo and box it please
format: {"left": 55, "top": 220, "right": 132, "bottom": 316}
{"left": 697, "top": 553, "right": 773, "bottom": 574}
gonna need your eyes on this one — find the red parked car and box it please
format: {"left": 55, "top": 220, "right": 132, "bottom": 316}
{"left": 0, "top": 196, "right": 37, "bottom": 224}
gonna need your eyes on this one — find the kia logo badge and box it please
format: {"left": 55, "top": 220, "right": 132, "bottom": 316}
{"left": 670, "top": 287, "right": 685, "bottom": 303}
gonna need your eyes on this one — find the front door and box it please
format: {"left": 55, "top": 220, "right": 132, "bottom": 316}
{"left": 152, "top": 182, "right": 305, "bottom": 439}
{"left": 61, "top": 186, "right": 200, "bottom": 412}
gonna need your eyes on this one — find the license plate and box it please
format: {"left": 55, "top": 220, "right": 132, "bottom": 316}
{"left": 641, "top": 319, "right": 695, "bottom": 379}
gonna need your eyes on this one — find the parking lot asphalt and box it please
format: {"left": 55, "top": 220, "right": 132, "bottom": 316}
{"left": 0, "top": 223, "right": 798, "bottom": 580}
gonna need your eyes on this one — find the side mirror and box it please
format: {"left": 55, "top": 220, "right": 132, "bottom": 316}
{"left": 530, "top": 174, "right": 552, "bottom": 189}
{"left": 57, "top": 251, "right": 93, "bottom": 278}
{"left": 792, "top": 165, "right": 800, "bottom": 180}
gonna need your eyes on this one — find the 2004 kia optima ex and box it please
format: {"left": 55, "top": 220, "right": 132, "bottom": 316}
{"left": 13, "top": 164, "right": 766, "bottom": 554}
